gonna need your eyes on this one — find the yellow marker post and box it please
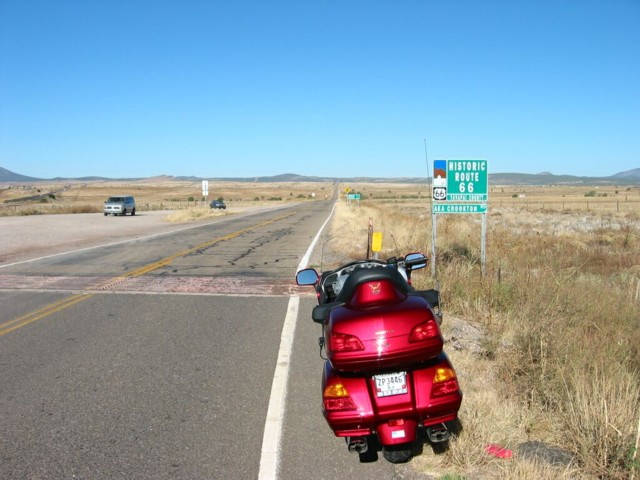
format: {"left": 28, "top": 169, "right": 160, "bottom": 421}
{"left": 371, "top": 232, "right": 383, "bottom": 252}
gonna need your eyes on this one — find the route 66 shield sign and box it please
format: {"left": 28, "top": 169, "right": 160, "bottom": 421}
{"left": 433, "top": 187, "right": 447, "bottom": 201}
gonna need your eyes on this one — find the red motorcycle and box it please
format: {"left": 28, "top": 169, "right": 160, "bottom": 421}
{"left": 296, "top": 249, "right": 462, "bottom": 463}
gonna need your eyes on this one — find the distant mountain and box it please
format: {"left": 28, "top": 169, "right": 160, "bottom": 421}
{"left": 612, "top": 168, "right": 640, "bottom": 179}
{"left": 1, "top": 166, "right": 639, "bottom": 185}
{"left": 489, "top": 169, "right": 640, "bottom": 186}
{"left": 490, "top": 172, "right": 615, "bottom": 186}
{"left": 52, "top": 176, "right": 112, "bottom": 181}
{"left": 0, "top": 167, "right": 43, "bottom": 182}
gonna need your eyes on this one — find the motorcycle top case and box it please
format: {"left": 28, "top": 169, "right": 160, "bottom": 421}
{"left": 325, "top": 267, "right": 443, "bottom": 372}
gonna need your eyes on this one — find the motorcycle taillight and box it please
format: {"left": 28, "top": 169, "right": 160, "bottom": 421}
{"left": 329, "top": 332, "right": 364, "bottom": 352}
{"left": 324, "top": 397, "right": 357, "bottom": 411}
{"left": 432, "top": 380, "right": 459, "bottom": 397}
{"left": 323, "top": 383, "right": 356, "bottom": 411}
{"left": 408, "top": 319, "right": 439, "bottom": 343}
{"left": 432, "top": 367, "right": 459, "bottom": 397}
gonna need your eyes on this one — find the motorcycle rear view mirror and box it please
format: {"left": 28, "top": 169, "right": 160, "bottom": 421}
{"left": 404, "top": 253, "right": 427, "bottom": 270}
{"left": 296, "top": 268, "right": 319, "bottom": 286}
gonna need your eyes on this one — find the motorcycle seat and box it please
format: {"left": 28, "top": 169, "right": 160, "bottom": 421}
{"left": 335, "top": 266, "right": 410, "bottom": 305}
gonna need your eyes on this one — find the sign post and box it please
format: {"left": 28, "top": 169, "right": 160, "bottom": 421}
{"left": 202, "top": 180, "right": 209, "bottom": 200}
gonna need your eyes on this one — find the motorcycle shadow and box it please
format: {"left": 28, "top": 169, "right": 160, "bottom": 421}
{"left": 427, "top": 418, "right": 464, "bottom": 456}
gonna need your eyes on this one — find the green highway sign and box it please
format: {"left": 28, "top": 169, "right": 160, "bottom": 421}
{"left": 433, "top": 159, "right": 488, "bottom": 202}
{"left": 447, "top": 160, "right": 488, "bottom": 201}
{"left": 432, "top": 203, "right": 487, "bottom": 214}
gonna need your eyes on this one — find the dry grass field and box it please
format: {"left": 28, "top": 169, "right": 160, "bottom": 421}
{"left": 2, "top": 179, "right": 639, "bottom": 478}
{"left": 0, "top": 180, "right": 331, "bottom": 217}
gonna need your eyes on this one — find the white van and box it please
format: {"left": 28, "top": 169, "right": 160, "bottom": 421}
{"left": 103, "top": 196, "right": 136, "bottom": 216}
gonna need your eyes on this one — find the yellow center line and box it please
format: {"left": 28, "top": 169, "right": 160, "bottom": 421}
{"left": 0, "top": 210, "right": 299, "bottom": 336}
{"left": 91, "top": 211, "right": 297, "bottom": 287}
{"left": 0, "top": 294, "right": 92, "bottom": 336}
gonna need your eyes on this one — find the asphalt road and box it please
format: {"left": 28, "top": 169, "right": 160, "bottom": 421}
{"left": 0, "top": 201, "right": 431, "bottom": 479}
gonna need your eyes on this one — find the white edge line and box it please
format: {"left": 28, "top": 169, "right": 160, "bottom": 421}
{"left": 258, "top": 202, "right": 336, "bottom": 480}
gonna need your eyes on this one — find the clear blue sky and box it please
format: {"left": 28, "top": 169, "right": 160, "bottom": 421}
{"left": 1, "top": 0, "right": 638, "bottom": 179}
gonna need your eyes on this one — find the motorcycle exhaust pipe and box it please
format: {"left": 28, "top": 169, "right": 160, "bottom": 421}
{"left": 346, "top": 437, "right": 368, "bottom": 454}
{"left": 426, "top": 424, "right": 450, "bottom": 443}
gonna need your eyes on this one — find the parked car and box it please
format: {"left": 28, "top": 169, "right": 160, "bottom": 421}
{"left": 210, "top": 200, "right": 226, "bottom": 209}
{"left": 104, "top": 196, "right": 136, "bottom": 216}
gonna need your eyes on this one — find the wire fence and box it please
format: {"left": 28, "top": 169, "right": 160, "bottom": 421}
{"left": 490, "top": 199, "right": 640, "bottom": 213}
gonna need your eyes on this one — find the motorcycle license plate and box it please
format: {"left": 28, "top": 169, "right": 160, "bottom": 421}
{"left": 374, "top": 371, "right": 407, "bottom": 397}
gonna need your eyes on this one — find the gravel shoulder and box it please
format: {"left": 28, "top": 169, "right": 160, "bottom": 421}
{"left": 0, "top": 211, "right": 215, "bottom": 265}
